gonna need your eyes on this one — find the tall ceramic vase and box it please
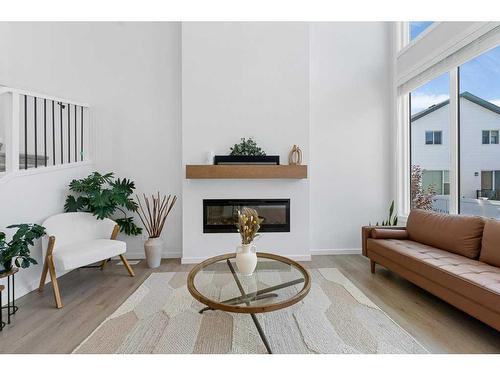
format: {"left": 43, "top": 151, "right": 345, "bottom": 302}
{"left": 144, "top": 237, "right": 163, "bottom": 268}
{"left": 236, "top": 243, "right": 257, "bottom": 276}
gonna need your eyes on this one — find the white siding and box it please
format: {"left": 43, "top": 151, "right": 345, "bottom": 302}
{"left": 411, "top": 96, "right": 500, "bottom": 211}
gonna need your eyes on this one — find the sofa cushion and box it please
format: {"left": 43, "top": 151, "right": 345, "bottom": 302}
{"left": 406, "top": 209, "right": 484, "bottom": 259}
{"left": 366, "top": 238, "right": 500, "bottom": 313}
{"left": 480, "top": 219, "right": 500, "bottom": 267}
{"left": 372, "top": 228, "right": 408, "bottom": 240}
{"left": 53, "top": 239, "right": 126, "bottom": 271}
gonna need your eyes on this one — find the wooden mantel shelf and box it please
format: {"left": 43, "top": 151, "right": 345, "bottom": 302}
{"left": 186, "top": 165, "right": 308, "bottom": 179}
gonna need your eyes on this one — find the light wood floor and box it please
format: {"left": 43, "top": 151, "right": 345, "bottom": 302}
{"left": 0, "top": 255, "right": 499, "bottom": 354}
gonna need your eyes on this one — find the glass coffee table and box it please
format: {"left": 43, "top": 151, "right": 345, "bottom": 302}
{"left": 187, "top": 252, "right": 310, "bottom": 354}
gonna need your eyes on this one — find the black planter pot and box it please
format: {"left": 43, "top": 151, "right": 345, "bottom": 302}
{"left": 214, "top": 155, "right": 280, "bottom": 165}
{"left": 0, "top": 259, "right": 13, "bottom": 274}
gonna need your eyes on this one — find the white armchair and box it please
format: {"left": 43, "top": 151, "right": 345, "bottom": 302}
{"left": 38, "top": 212, "right": 135, "bottom": 308}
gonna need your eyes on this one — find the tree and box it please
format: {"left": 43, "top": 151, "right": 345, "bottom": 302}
{"left": 411, "top": 165, "right": 436, "bottom": 210}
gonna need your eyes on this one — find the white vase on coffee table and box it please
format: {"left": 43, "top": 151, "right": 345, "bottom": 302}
{"left": 144, "top": 237, "right": 163, "bottom": 268}
{"left": 236, "top": 243, "right": 257, "bottom": 276}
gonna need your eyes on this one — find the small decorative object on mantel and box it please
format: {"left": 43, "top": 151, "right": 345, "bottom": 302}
{"left": 214, "top": 137, "right": 280, "bottom": 165}
{"left": 235, "top": 207, "right": 263, "bottom": 276}
{"left": 205, "top": 151, "right": 215, "bottom": 165}
{"left": 288, "top": 145, "right": 302, "bottom": 165}
{"left": 135, "top": 193, "right": 177, "bottom": 268}
{"left": 0, "top": 223, "right": 45, "bottom": 327}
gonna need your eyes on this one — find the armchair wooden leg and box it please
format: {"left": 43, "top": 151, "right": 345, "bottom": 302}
{"left": 100, "top": 259, "right": 108, "bottom": 270}
{"left": 370, "top": 260, "right": 376, "bottom": 274}
{"left": 39, "top": 236, "right": 55, "bottom": 293}
{"left": 119, "top": 255, "right": 135, "bottom": 277}
{"left": 38, "top": 260, "right": 49, "bottom": 292}
{"left": 47, "top": 256, "right": 63, "bottom": 309}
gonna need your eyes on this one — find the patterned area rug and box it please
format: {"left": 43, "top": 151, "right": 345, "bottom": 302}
{"left": 73, "top": 268, "right": 427, "bottom": 354}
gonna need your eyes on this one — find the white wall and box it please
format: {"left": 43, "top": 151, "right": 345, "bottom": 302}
{"left": 0, "top": 22, "right": 182, "bottom": 298}
{"left": 0, "top": 22, "right": 394, "bottom": 297}
{"left": 0, "top": 22, "right": 183, "bottom": 260}
{"left": 182, "top": 22, "right": 310, "bottom": 262}
{"left": 309, "top": 22, "right": 392, "bottom": 252}
{"left": 0, "top": 166, "right": 93, "bottom": 297}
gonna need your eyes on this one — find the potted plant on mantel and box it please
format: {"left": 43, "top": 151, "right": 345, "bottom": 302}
{"left": 214, "top": 137, "right": 280, "bottom": 165}
{"left": 235, "top": 207, "right": 263, "bottom": 276}
{"left": 135, "top": 193, "right": 177, "bottom": 268}
{"left": 0, "top": 224, "right": 46, "bottom": 274}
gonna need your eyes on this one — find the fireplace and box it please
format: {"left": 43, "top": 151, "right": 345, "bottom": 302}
{"left": 203, "top": 199, "right": 290, "bottom": 233}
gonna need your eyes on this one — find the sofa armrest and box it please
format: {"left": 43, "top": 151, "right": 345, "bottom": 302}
{"left": 361, "top": 226, "right": 407, "bottom": 256}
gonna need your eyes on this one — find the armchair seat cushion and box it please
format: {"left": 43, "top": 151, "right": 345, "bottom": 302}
{"left": 53, "top": 239, "right": 126, "bottom": 271}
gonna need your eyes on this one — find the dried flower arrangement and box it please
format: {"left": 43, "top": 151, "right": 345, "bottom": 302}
{"left": 135, "top": 193, "right": 177, "bottom": 238}
{"left": 236, "top": 207, "right": 263, "bottom": 245}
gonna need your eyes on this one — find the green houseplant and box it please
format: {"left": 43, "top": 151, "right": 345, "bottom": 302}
{"left": 0, "top": 224, "right": 46, "bottom": 273}
{"left": 230, "top": 138, "right": 266, "bottom": 156}
{"left": 64, "top": 171, "right": 142, "bottom": 236}
{"left": 375, "top": 200, "right": 398, "bottom": 226}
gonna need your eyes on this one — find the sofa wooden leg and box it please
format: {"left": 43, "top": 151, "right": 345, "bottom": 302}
{"left": 119, "top": 255, "right": 135, "bottom": 277}
{"left": 370, "top": 260, "right": 376, "bottom": 274}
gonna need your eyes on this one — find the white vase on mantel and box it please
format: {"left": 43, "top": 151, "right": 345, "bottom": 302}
{"left": 144, "top": 237, "right": 163, "bottom": 268}
{"left": 236, "top": 243, "right": 257, "bottom": 276}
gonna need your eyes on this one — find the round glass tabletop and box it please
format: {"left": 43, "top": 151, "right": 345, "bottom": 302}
{"left": 187, "top": 252, "right": 310, "bottom": 314}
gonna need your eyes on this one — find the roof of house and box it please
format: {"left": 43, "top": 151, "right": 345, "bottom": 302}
{"left": 411, "top": 91, "right": 500, "bottom": 122}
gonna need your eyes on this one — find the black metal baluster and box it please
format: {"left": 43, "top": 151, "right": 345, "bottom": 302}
{"left": 81, "top": 106, "right": 84, "bottom": 161}
{"left": 34, "top": 97, "right": 37, "bottom": 168}
{"left": 52, "top": 101, "right": 56, "bottom": 166}
{"left": 24, "top": 95, "right": 28, "bottom": 170}
{"left": 59, "top": 102, "right": 63, "bottom": 164}
{"left": 44, "top": 99, "right": 47, "bottom": 167}
{"left": 67, "top": 103, "right": 71, "bottom": 163}
{"left": 74, "top": 104, "right": 77, "bottom": 162}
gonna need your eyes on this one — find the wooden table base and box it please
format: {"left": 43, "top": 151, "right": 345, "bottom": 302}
{"left": 198, "top": 259, "right": 306, "bottom": 354}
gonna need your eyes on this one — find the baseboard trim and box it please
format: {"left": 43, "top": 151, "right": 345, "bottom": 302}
{"left": 181, "top": 254, "right": 312, "bottom": 264}
{"left": 310, "top": 248, "right": 362, "bottom": 255}
{"left": 125, "top": 251, "right": 182, "bottom": 260}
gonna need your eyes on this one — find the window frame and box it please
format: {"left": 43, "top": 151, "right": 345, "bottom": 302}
{"left": 424, "top": 130, "right": 443, "bottom": 145}
{"left": 395, "top": 23, "right": 500, "bottom": 219}
{"left": 482, "top": 129, "right": 499, "bottom": 144}
{"left": 397, "top": 22, "right": 440, "bottom": 56}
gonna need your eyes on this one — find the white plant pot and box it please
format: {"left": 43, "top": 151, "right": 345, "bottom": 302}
{"left": 235, "top": 243, "right": 257, "bottom": 276}
{"left": 144, "top": 237, "right": 163, "bottom": 268}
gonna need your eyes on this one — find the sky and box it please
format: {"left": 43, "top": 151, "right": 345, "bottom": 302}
{"left": 410, "top": 22, "right": 500, "bottom": 115}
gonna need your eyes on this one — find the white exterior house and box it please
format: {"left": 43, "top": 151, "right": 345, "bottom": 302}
{"left": 411, "top": 92, "right": 500, "bottom": 216}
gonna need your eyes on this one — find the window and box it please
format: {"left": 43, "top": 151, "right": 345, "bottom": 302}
{"left": 482, "top": 130, "right": 499, "bottom": 144}
{"left": 479, "top": 171, "right": 500, "bottom": 200}
{"left": 460, "top": 45, "right": 500, "bottom": 218}
{"left": 399, "top": 23, "right": 500, "bottom": 219}
{"left": 410, "top": 73, "right": 450, "bottom": 212}
{"left": 443, "top": 170, "right": 450, "bottom": 195}
{"left": 493, "top": 131, "right": 499, "bottom": 144}
{"left": 410, "top": 22, "right": 434, "bottom": 41}
{"left": 425, "top": 131, "right": 442, "bottom": 145}
{"left": 422, "top": 170, "right": 450, "bottom": 195}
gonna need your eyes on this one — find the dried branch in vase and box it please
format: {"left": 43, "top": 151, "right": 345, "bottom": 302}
{"left": 135, "top": 193, "right": 177, "bottom": 238}
{"left": 236, "top": 207, "right": 263, "bottom": 245}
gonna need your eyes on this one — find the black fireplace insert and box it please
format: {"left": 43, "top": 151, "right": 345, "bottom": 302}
{"left": 203, "top": 199, "right": 290, "bottom": 233}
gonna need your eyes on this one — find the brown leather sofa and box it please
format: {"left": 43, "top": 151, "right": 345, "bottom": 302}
{"left": 362, "top": 209, "right": 500, "bottom": 331}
